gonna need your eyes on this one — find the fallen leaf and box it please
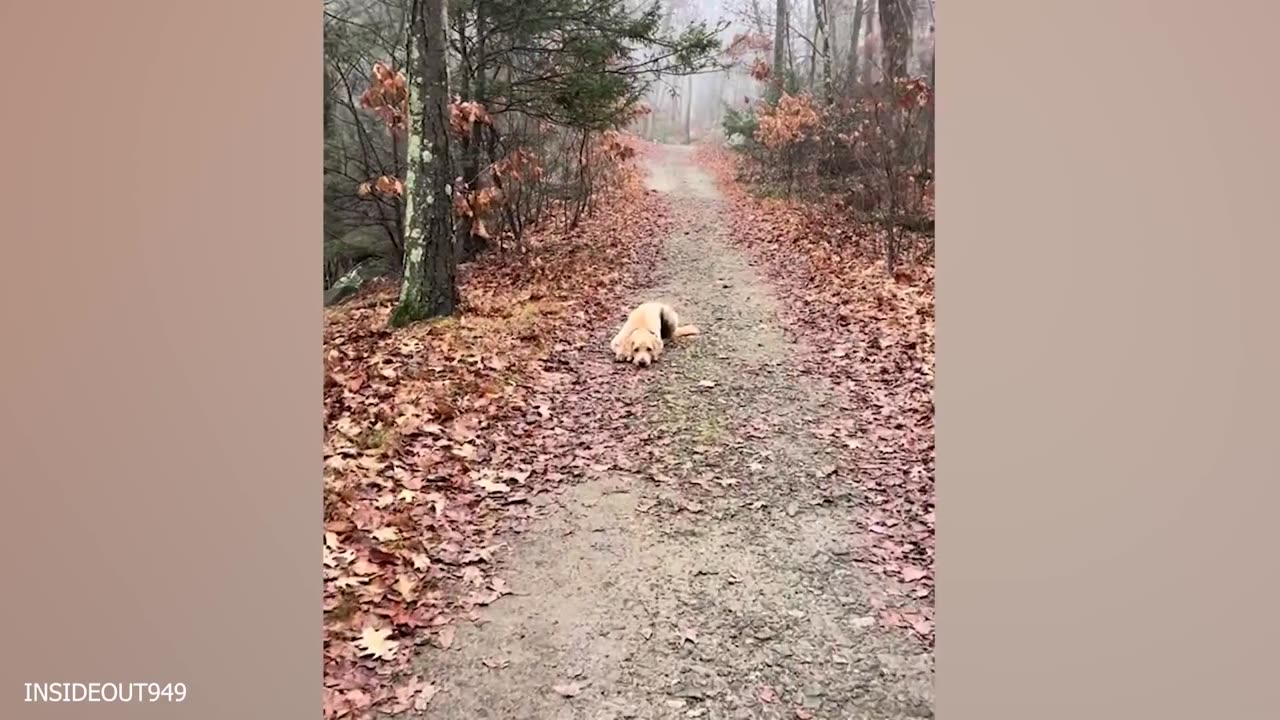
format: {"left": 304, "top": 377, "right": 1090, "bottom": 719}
{"left": 355, "top": 626, "right": 399, "bottom": 660}
{"left": 412, "top": 684, "right": 439, "bottom": 711}
{"left": 476, "top": 477, "right": 511, "bottom": 494}
{"left": 502, "top": 468, "right": 532, "bottom": 483}
{"left": 394, "top": 574, "right": 418, "bottom": 602}
{"left": 904, "top": 612, "right": 934, "bottom": 637}
{"left": 900, "top": 565, "right": 929, "bottom": 582}
{"left": 436, "top": 625, "right": 456, "bottom": 649}
{"left": 552, "top": 682, "right": 580, "bottom": 698}
{"left": 343, "top": 688, "right": 373, "bottom": 712}
{"left": 879, "top": 610, "right": 906, "bottom": 628}
{"left": 325, "top": 520, "right": 352, "bottom": 535}
{"left": 371, "top": 527, "right": 400, "bottom": 542}
{"left": 388, "top": 677, "right": 428, "bottom": 713}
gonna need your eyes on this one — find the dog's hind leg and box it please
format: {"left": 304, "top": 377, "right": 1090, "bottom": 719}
{"left": 658, "top": 306, "right": 679, "bottom": 340}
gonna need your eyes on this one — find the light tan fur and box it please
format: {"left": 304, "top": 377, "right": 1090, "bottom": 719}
{"left": 610, "top": 301, "right": 700, "bottom": 367}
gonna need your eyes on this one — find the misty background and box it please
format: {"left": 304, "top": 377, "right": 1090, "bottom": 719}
{"left": 323, "top": 0, "right": 935, "bottom": 305}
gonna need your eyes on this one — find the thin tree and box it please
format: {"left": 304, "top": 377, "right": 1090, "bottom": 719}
{"left": 878, "top": 0, "right": 913, "bottom": 82}
{"left": 860, "top": 0, "right": 878, "bottom": 85}
{"left": 812, "top": 0, "right": 831, "bottom": 104}
{"left": 684, "top": 74, "right": 694, "bottom": 142}
{"left": 845, "top": 0, "right": 866, "bottom": 91}
{"left": 390, "top": 0, "right": 457, "bottom": 326}
{"left": 771, "top": 0, "right": 788, "bottom": 98}
{"left": 454, "top": 0, "right": 491, "bottom": 261}
{"left": 875, "top": 0, "right": 915, "bottom": 274}
{"left": 922, "top": 18, "right": 935, "bottom": 175}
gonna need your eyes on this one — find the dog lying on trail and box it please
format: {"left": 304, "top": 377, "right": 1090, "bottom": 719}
{"left": 610, "top": 301, "right": 700, "bottom": 367}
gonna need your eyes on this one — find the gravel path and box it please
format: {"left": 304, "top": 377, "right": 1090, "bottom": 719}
{"left": 415, "top": 145, "right": 934, "bottom": 720}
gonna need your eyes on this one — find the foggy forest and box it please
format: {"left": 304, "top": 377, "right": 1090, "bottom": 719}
{"left": 324, "top": 0, "right": 936, "bottom": 716}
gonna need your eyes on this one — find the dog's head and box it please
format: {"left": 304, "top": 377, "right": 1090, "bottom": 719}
{"left": 626, "top": 328, "right": 663, "bottom": 367}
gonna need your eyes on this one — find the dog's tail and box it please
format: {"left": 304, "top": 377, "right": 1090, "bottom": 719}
{"left": 673, "top": 324, "right": 700, "bottom": 338}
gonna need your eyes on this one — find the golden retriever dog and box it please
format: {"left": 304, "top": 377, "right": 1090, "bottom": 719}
{"left": 610, "top": 301, "right": 700, "bottom": 367}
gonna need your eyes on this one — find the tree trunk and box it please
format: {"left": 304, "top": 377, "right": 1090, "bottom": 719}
{"left": 785, "top": 10, "right": 796, "bottom": 83}
{"left": 860, "top": 1, "right": 877, "bottom": 85}
{"left": 772, "top": 0, "right": 787, "bottom": 98}
{"left": 645, "top": 88, "right": 656, "bottom": 139}
{"left": 656, "top": 3, "right": 675, "bottom": 140}
{"left": 923, "top": 43, "right": 935, "bottom": 173}
{"left": 455, "top": 0, "right": 489, "bottom": 262}
{"left": 878, "top": 0, "right": 913, "bottom": 82}
{"left": 807, "top": 33, "right": 817, "bottom": 91}
{"left": 749, "top": 0, "right": 768, "bottom": 34}
{"left": 812, "top": 0, "right": 831, "bottom": 104}
{"left": 323, "top": 67, "right": 334, "bottom": 139}
{"left": 829, "top": 8, "right": 839, "bottom": 75}
{"left": 845, "top": 0, "right": 865, "bottom": 92}
{"left": 684, "top": 74, "right": 693, "bottom": 143}
{"left": 391, "top": 0, "right": 457, "bottom": 327}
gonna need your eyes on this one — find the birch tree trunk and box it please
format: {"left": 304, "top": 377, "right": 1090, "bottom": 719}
{"left": 390, "top": 0, "right": 457, "bottom": 327}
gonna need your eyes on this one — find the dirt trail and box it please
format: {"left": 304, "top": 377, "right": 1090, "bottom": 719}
{"left": 417, "top": 145, "right": 934, "bottom": 719}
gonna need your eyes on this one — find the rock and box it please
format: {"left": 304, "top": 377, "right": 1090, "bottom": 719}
{"left": 323, "top": 256, "right": 393, "bottom": 306}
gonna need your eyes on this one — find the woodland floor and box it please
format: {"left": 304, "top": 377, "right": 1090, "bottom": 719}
{"left": 323, "top": 143, "right": 935, "bottom": 720}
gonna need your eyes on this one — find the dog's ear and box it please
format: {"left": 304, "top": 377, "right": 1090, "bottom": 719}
{"left": 653, "top": 336, "right": 665, "bottom": 354}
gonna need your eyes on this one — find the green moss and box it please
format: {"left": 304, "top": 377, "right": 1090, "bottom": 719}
{"left": 388, "top": 299, "right": 430, "bottom": 328}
